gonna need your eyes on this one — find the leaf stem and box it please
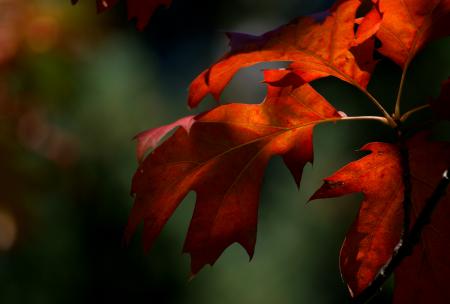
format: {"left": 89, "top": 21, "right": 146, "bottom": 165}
{"left": 394, "top": 63, "right": 410, "bottom": 120}
{"left": 351, "top": 169, "right": 450, "bottom": 304}
{"left": 400, "top": 104, "right": 430, "bottom": 122}
{"left": 315, "top": 115, "right": 390, "bottom": 127}
{"left": 357, "top": 87, "right": 397, "bottom": 128}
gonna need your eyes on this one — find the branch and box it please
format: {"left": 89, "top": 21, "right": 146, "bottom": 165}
{"left": 350, "top": 168, "right": 450, "bottom": 304}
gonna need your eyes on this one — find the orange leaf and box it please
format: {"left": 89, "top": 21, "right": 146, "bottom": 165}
{"left": 71, "top": 0, "right": 171, "bottom": 30}
{"left": 188, "top": 0, "right": 377, "bottom": 108}
{"left": 376, "top": 0, "right": 450, "bottom": 68}
{"left": 126, "top": 70, "right": 340, "bottom": 274}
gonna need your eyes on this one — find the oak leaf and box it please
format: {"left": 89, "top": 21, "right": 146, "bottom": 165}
{"left": 125, "top": 70, "right": 341, "bottom": 274}
{"left": 188, "top": 0, "right": 377, "bottom": 108}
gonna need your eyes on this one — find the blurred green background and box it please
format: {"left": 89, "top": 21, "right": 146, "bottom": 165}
{"left": 0, "top": 0, "right": 449, "bottom": 303}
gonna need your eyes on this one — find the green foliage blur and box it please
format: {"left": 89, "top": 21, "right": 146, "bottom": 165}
{"left": 0, "top": 0, "right": 448, "bottom": 303}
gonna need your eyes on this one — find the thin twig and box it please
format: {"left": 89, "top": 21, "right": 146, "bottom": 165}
{"left": 351, "top": 168, "right": 450, "bottom": 304}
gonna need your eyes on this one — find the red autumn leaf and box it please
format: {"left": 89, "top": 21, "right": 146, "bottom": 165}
{"left": 431, "top": 77, "right": 450, "bottom": 120}
{"left": 125, "top": 70, "right": 341, "bottom": 274}
{"left": 310, "top": 142, "right": 404, "bottom": 296}
{"left": 311, "top": 133, "right": 450, "bottom": 300}
{"left": 71, "top": 0, "right": 171, "bottom": 30}
{"left": 188, "top": 0, "right": 377, "bottom": 108}
{"left": 375, "top": 0, "right": 450, "bottom": 68}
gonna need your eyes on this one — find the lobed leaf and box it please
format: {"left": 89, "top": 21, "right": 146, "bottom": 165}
{"left": 126, "top": 70, "right": 341, "bottom": 274}
{"left": 188, "top": 0, "right": 378, "bottom": 108}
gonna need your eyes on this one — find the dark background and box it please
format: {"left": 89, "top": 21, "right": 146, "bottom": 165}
{"left": 0, "top": 0, "right": 449, "bottom": 303}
